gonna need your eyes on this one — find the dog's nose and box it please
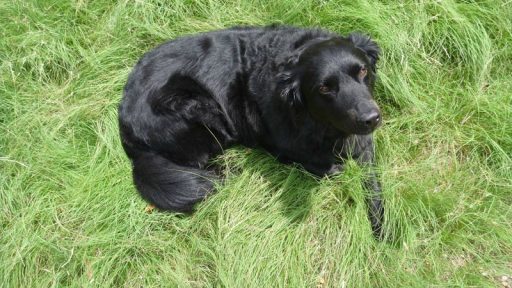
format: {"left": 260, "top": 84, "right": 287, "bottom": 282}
{"left": 360, "top": 111, "right": 381, "bottom": 129}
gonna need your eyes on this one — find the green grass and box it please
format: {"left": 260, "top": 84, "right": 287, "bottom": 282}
{"left": 1, "top": 0, "right": 511, "bottom": 287}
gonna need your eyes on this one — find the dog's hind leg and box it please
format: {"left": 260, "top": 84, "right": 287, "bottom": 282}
{"left": 121, "top": 74, "right": 235, "bottom": 212}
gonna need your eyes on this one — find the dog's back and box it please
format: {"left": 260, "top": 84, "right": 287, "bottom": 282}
{"left": 119, "top": 26, "right": 335, "bottom": 163}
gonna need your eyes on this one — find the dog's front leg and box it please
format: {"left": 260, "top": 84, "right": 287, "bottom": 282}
{"left": 345, "top": 135, "right": 384, "bottom": 239}
{"left": 361, "top": 160, "right": 384, "bottom": 239}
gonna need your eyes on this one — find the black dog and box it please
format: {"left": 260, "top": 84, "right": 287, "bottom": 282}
{"left": 119, "top": 26, "right": 384, "bottom": 236}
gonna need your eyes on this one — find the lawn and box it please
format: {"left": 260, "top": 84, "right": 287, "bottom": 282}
{"left": 1, "top": 0, "right": 511, "bottom": 287}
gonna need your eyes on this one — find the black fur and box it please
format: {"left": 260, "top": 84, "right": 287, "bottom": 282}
{"left": 119, "top": 26, "right": 384, "bottom": 237}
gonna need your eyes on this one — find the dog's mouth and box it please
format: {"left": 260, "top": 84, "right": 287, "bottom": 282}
{"left": 353, "top": 122, "right": 381, "bottom": 135}
{"left": 329, "top": 121, "right": 377, "bottom": 136}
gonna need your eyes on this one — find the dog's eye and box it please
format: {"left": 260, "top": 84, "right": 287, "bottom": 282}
{"left": 358, "top": 66, "right": 368, "bottom": 80}
{"left": 319, "top": 85, "right": 330, "bottom": 94}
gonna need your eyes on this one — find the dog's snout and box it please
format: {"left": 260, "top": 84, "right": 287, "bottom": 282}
{"left": 361, "top": 111, "right": 380, "bottom": 129}
{"left": 359, "top": 110, "right": 381, "bottom": 130}
{"left": 352, "top": 99, "right": 381, "bottom": 133}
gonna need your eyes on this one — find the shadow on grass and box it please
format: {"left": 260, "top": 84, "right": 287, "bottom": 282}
{"left": 232, "top": 149, "right": 405, "bottom": 245}
{"left": 231, "top": 149, "right": 321, "bottom": 223}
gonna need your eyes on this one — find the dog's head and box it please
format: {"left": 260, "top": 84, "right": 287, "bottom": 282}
{"left": 278, "top": 33, "right": 381, "bottom": 135}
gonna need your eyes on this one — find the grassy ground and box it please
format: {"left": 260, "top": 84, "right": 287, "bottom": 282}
{"left": 1, "top": 0, "right": 511, "bottom": 287}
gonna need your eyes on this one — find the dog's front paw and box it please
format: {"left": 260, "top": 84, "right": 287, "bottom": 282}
{"left": 302, "top": 162, "right": 344, "bottom": 177}
{"left": 326, "top": 164, "right": 344, "bottom": 175}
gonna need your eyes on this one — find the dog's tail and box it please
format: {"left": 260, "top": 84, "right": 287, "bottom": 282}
{"left": 131, "top": 151, "right": 215, "bottom": 212}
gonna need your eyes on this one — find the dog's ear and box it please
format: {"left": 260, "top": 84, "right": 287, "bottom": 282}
{"left": 277, "top": 50, "right": 303, "bottom": 106}
{"left": 348, "top": 33, "right": 380, "bottom": 71}
{"left": 277, "top": 70, "right": 302, "bottom": 107}
{"left": 276, "top": 37, "right": 330, "bottom": 107}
